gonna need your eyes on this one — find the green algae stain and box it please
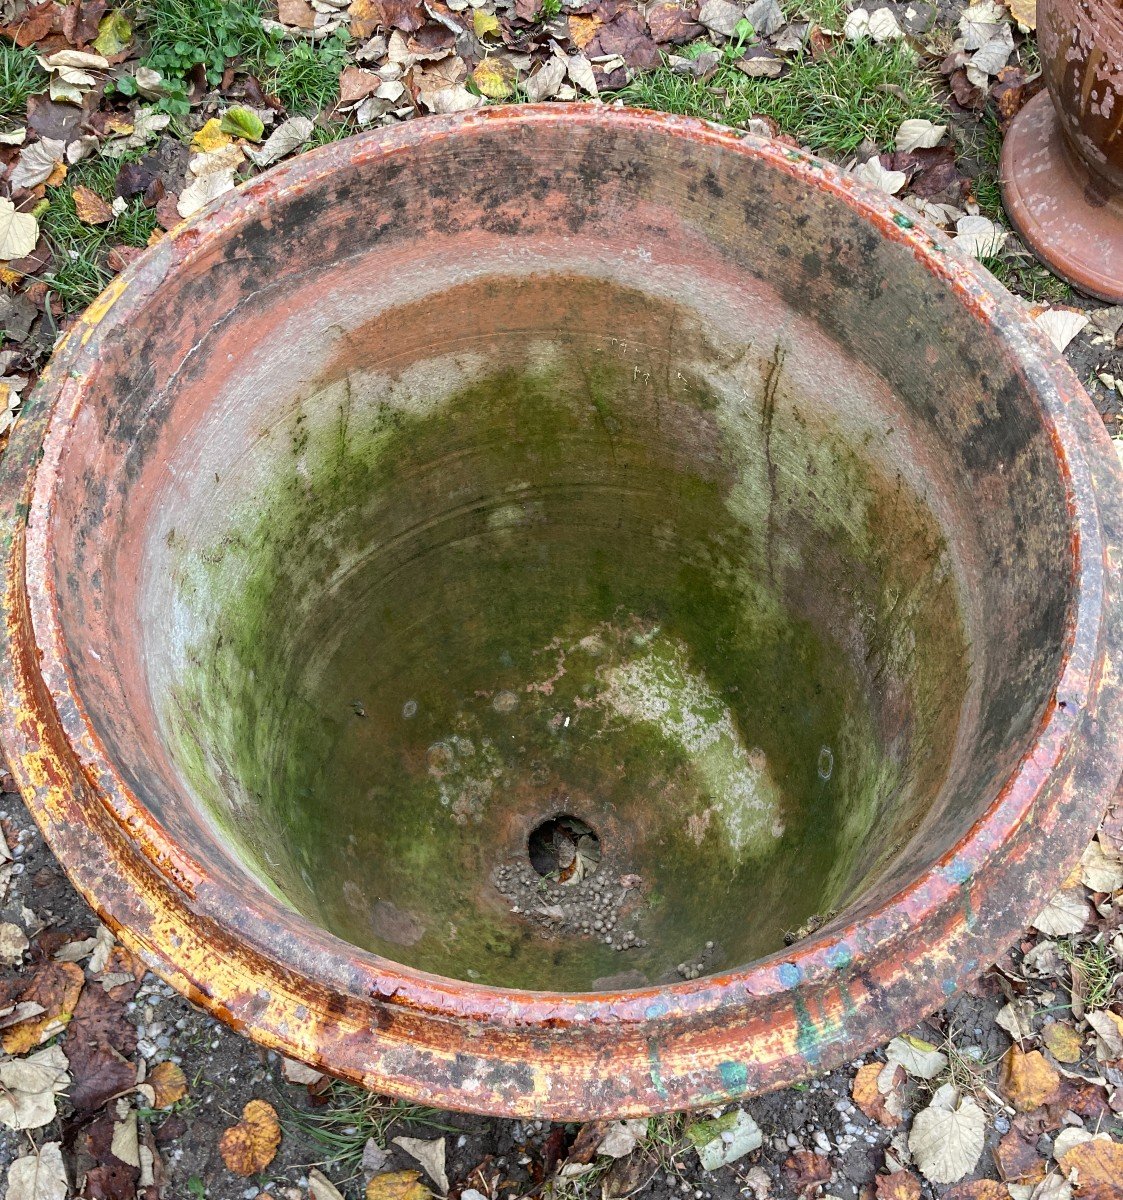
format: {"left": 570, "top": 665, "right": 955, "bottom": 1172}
{"left": 719, "top": 1061, "right": 749, "bottom": 1094}
{"left": 159, "top": 318, "right": 968, "bottom": 992}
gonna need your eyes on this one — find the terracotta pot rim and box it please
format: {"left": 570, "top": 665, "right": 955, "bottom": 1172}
{"left": 3, "top": 105, "right": 1122, "bottom": 1116}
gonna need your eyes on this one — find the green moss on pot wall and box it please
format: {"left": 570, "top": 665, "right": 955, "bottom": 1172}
{"left": 160, "top": 278, "right": 967, "bottom": 992}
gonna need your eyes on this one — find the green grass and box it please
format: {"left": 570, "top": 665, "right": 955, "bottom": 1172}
{"left": 262, "top": 33, "right": 351, "bottom": 114}
{"left": 615, "top": 40, "right": 943, "bottom": 155}
{"left": 283, "top": 1082, "right": 451, "bottom": 1179}
{"left": 126, "top": 0, "right": 281, "bottom": 112}
{"left": 783, "top": 0, "right": 849, "bottom": 27}
{"left": 1059, "top": 935, "right": 1120, "bottom": 1011}
{"left": 128, "top": 0, "right": 352, "bottom": 116}
{"left": 0, "top": 43, "right": 48, "bottom": 120}
{"left": 37, "top": 153, "right": 158, "bottom": 311}
{"left": 958, "top": 113, "right": 1072, "bottom": 303}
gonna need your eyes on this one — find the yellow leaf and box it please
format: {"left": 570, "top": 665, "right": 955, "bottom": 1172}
{"left": 219, "top": 1099, "right": 281, "bottom": 1176}
{"left": 473, "top": 9, "right": 501, "bottom": 38}
{"left": 148, "top": 1060, "right": 187, "bottom": 1108}
{"left": 998, "top": 1046, "right": 1061, "bottom": 1113}
{"left": 472, "top": 58, "right": 514, "bottom": 99}
{"left": 1041, "top": 1022, "right": 1083, "bottom": 1064}
{"left": 45, "top": 162, "right": 67, "bottom": 188}
{"left": 366, "top": 1170, "right": 432, "bottom": 1200}
{"left": 1006, "top": 0, "right": 1036, "bottom": 28}
{"left": 192, "top": 118, "right": 232, "bottom": 154}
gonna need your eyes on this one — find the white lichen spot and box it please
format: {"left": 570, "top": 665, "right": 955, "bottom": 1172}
{"left": 599, "top": 637, "right": 785, "bottom": 854}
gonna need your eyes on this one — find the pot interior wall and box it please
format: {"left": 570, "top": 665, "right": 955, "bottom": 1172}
{"left": 157, "top": 271, "right": 968, "bottom": 991}
{"left": 40, "top": 116, "right": 1075, "bottom": 994}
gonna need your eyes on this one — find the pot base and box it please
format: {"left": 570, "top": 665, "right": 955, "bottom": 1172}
{"left": 1001, "top": 90, "right": 1123, "bottom": 303}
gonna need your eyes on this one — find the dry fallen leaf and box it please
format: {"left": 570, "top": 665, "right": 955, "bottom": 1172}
{"left": 943, "top": 1183, "right": 1011, "bottom": 1200}
{"left": 0, "top": 921, "right": 28, "bottom": 965}
{"left": 73, "top": 184, "right": 114, "bottom": 225}
{"left": 0, "top": 1044, "right": 70, "bottom": 1130}
{"left": 1006, "top": 0, "right": 1036, "bottom": 27}
{"left": 366, "top": 1170, "right": 432, "bottom": 1200}
{"left": 908, "top": 1084, "right": 986, "bottom": 1184}
{"left": 393, "top": 1136, "right": 448, "bottom": 1194}
{"left": 999, "top": 1046, "right": 1062, "bottom": 1112}
{"left": 1031, "top": 888, "right": 1090, "bottom": 937}
{"left": 852, "top": 1061, "right": 906, "bottom": 1127}
{"left": 309, "top": 1168, "right": 346, "bottom": 1200}
{"left": 997, "top": 999, "right": 1038, "bottom": 1042}
{"left": 1034, "top": 309, "right": 1090, "bottom": 355}
{"left": 598, "top": 1118, "right": 649, "bottom": 1159}
{"left": 9, "top": 138, "right": 66, "bottom": 189}
{"left": 953, "top": 214, "right": 1007, "bottom": 258}
{"left": 147, "top": 1060, "right": 187, "bottom": 1108}
{"left": 472, "top": 57, "right": 514, "bottom": 100}
{"left": 853, "top": 156, "right": 907, "bottom": 195}
{"left": 5, "top": 1141, "right": 68, "bottom": 1200}
{"left": 1079, "top": 837, "right": 1123, "bottom": 893}
{"left": 2, "top": 960, "right": 84, "bottom": 1055}
{"left": 111, "top": 1104, "right": 141, "bottom": 1169}
{"left": 895, "top": 119, "right": 946, "bottom": 152}
{"left": 219, "top": 1098, "right": 281, "bottom": 1176}
{"left": 886, "top": 1034, "right": 948, "bottom": 1080}
{"left": 246, "top": 116, "right": 313, "bottom": 169}
{"left": 1041, "top": 1022, "right": 1083, "bottom": 1064}
{"left": 1056, "top": 1137, "right": 1123, "bottom": 1199}
{"left": 874, "top": 1170, "right": 922, "bottom": 1200}
{"left": 1084, "top": 1009, "right": 1123, "bottom": 1061}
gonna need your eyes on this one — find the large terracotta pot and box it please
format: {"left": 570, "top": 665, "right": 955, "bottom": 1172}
{"left": 1002, "top": 0, "right": 1123, "bottom": 299}
{"left": 2, "top": 106, "right": 1122, "bottom": 1118}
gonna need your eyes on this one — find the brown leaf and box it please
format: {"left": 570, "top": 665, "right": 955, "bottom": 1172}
{"left": 72, "top": 184, "right": 113, "bottom": 225}
{"left": 278, "top": 0, "right": 317, "bottom": 28}
{"left": 949, "top": 68, "right": 987, "bottom": 111}
{"left": 1, "top": 959, "right": 84, "bottom": 1054}
{"left": 106, "top": 243, "right": 144, "bottom": 272}
{"left": 93, "top": 943, "right": 144, "bottom": 1001}
{"left": 852, "top": 1062, "right": 905, "bottom": 1128}
{"left": 808, "top": 25, "right": 842, "bottom": 58}
{"left": 0, "top": 1, "right": 62, "bottom": 47}
{"left": 365, "top": 1171, "right": 431, "bottom": 1200}
{"left": 568, "top": 1121, "right": 610, "bottom": 1164}
{"left": 219, "top": 1099, "right": 281, "bottom": 1176}
{"left": 646, "top": 3, "right": 704, "bottom": 44}
{"left": 602, "top": 1148, "right": 659, "bottom": 1200}
{"left": 586, "top": 6, "right": 661, "bottom": 70}
{"left": 874, "top": 1170, "right": 921, "bottom": 1200}
{"left": 1057, "top": 1138, "right": 1123, "bottom": 1199}
{"left": 995, "top": 1128, "right": 1047, "bottom": 1184}
{"left": 147, "top": 1061, "right": 187, "bottom": 1109}
{"left": 999, "top": 1046, "right": 1062, "bottom": 1113}
{"left": 64, "top": 981, "right": 137, "bottom": 1112}
{"left": 942, "top": 1184, "right": 1009, "bottom": 1200}
{"left": 783, "top": 1150, "right": 831, "bottom": 1193}
{"left": 379, "top": 0, "right": 427, "bottom": 31}
{"left": 349, "top": 0, "right": 382, "bottom": 38}
{"left": 61, "top": 0, "right": 108, "bottom": 46}
{"left": 338, "top": 65, "right": 382, "bottom": 104}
